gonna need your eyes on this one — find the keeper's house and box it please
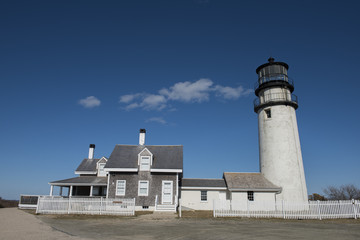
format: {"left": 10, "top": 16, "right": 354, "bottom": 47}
{"left": 50, "top": 129, "right": 280, "bottom": 211}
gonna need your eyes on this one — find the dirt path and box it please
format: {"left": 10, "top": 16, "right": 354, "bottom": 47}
{"left": 1, "top": 208, "right": 360, "bottom": 240}
{"left": 0, "top": 208, "right": 87, "bottom": 240}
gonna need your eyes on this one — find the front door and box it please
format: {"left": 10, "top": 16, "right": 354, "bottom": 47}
{"left": 161, "top": 181, "right": 173, "bottom": 204}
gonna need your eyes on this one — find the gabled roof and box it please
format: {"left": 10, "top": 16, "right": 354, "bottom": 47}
{"left": 76, "top": 157, "right": 107, "bottom": 172}
{"left": 105, "top": 145, "right": 183, "bottom": 170}
{"left": 182, "top": 178, "right": 226, "bottom": 189}
{"left": 50, "top": 176, "right": 107, "bottom": 186}
{"left": 223, "top": 172, "right": 281, "bottom": 192}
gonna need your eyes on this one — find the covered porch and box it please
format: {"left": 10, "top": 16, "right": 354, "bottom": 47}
{"left": 49, "top": 176, "right": 107, "bottom": 197}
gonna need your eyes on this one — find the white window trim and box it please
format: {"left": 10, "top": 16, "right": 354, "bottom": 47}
{"left": 247, "top": 191, "right": 254, "bottom": 201}
{"left": 138, "top": 180, "right": 149, "bottom": 196}
{"left": 116, "top": 180, "right": 126, "bottom": 196}
{"left": 161, "top": 180, "right": 173, "bottom": 205}
{"left": 140, "top": 156, "right": 151, "bottom": 171}
{"left": 137, "top": 148, "right": 153, "bottom": 165}
{"left": 97, "top": 163, "right": 107, "bottom": 177}
{"left": 201, "top": 190, "right": 208, "bottom": 202}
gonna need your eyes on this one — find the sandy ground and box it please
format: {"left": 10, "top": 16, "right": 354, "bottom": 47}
{"left": 0, "top": 208, "right": 86, "bottom": 240}
{"left": 1, "top": 208, "right": 360, "bottom": 240}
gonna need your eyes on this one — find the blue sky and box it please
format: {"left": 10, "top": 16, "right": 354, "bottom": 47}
{"left": 1, "top": 0, "right": 359, "bottom": 200}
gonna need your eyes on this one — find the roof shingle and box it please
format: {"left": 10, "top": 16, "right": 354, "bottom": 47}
{"left": 223, "top": 172, "right": 281, "bottom": 191}
{"left": 105, "top": 145, "right": 183, "bottom": 169}
{"left": 182, "top": 178, "right": 226, "bottom": 188}
{"left": 50, "top": 176, "right": 107, "bottom": 186}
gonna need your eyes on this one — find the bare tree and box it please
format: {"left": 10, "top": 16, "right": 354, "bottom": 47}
{"left": 323, "top": 184, "right": 360, "bottom": 200}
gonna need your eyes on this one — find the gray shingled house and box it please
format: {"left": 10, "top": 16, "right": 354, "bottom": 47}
{"left": 105, "top": 129, "right": 183, "bottom": 211}
{"left": 50, "top": 129, "right": 183, "bottom": 211}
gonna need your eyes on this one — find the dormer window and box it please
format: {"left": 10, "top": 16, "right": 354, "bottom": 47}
{"left": 98, "top": 163, "right": 106, "bottom": 176}
{"left": 140, "top": 156, "right": 150, "bottom": 171}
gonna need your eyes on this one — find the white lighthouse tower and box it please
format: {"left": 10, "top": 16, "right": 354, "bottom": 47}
{"left": 254, "top": 58, "right": 308, "bottom": 202}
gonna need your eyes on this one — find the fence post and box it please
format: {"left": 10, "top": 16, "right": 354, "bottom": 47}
{"left": 35, "top": 196, "right": 40, "bottom": 214}
{"left": 282, "top": 200, "right": 285, "bottom": 219}
{"left": 67, "top": 197, "right": 71, "bottom": 214}
{"left": 155, "top": 195, "right": 158, "bottom": 211}
{"left": 100, "top": 197, "right": 103, "bottom": 215}
{"left": 352, "top": 199, "right": 357, "bottom": 219}
{"left": 317, "top": 200, "right": 322, "bottom": 220}
{"left": 247, "top": 200, "right": 250, "bottom": 218}
{"left": 179, "top": 198, "right": 182, "bottom": 218}
{"left": 133, "top": 198, "right": 136, "bottom": 215}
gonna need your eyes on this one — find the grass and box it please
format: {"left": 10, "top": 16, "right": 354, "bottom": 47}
{"left": 180, "top": 210, "right": 213, "bottom": 218}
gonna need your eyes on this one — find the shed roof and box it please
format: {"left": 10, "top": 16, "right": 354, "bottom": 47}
{"left": 105, "top": 145, "right": 183, "bottom": 170}
{"left": 50, "top": 176, "right": 107, "bottom": 186}
{"left": 182, "top": 178, "right": 226, "bottom": 188}
{"left": 223, "top": 172, "right": 281, "bottom": 191}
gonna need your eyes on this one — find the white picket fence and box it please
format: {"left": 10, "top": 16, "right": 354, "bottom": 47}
{"left": 213, "top": 199, "right": 360, "bottom": 220}
{"left": 36, "top": 196, "right": 135, "bottom": 216}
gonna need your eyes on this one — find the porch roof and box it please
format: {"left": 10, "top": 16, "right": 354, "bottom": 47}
{"left": 50, "top": 176, "right": 107, "bottom": 186}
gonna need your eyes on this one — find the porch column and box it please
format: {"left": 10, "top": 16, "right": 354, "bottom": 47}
{"left": 59, "top": 186, "right": 63, "bottom": 196}
{"left": 49, "top": 185, "right": 54, "bottom": 196}
{"left": 176, "top": 173, "right": 179, "bottom": 197}
{"left": 69, "top": 185, "right": 73, "bottom": 197}
{"left": 90, "top": 186, "right": 93, "bottom": 197}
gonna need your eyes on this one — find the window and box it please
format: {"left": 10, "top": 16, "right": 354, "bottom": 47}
{"left": 138, "top": 181, "right": 149, "bottom": 196}
{"left": 201, "top": 191, "right": 207, "bottom": 201}
{"left": 265, "top": 109, "right": 271, "bottom": 118}
{"left": 98, "top": 163, "right": 106, "bottom": 176}
{"left": 116, "top": 180, "right": 126, "bottom": 196}
{"left": 140, "top": 156, "right": 150, "bottom": 171}
{"left": 247, "top": 191, "right": 254, "bottom": 201}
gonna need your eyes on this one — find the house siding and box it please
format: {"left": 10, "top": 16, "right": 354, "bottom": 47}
{"left": 108, "top": 172, "right": 177, "bottom": 207}
{"left": 181, "top": 190, "right": 229, "bottom": 210}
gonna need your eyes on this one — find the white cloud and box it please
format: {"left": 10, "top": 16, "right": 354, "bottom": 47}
{"left": 125, "top": 102, "right": 140, "bottom": 110}
{"left": 119, "top": 94, "right": 137, "bottom": 103}
{"left": 119, "top": 78, "right": 252, "bottom": 111}
{"left": 214, "top": 85, "right": 253, "bottom": 100}
{"left": 141, "top": 94, "right": 167, "bottom": 110}
{"left": 159, "top": 78, "right": 213, "bottom": 102}
{"left": 120, "top": 93, "right": 167, "bottom": 111}
{"left": 78, "top": 96, "right": 101, "bottom": 108}
{"left": 146, "top": 117, "right": 167, "bottom": 125}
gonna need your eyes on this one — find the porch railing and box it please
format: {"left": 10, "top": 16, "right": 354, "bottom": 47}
{"left": 36, "top": 196, "right": 135, "bottom": 216}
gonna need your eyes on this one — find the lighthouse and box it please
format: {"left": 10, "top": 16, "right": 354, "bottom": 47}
{"left": 254, "top": 58, "right": 308, "bottom": 202}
